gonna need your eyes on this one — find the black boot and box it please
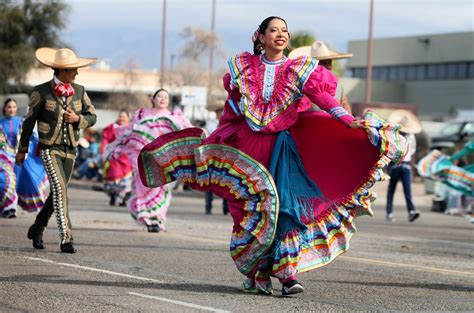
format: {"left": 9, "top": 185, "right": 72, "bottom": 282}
{"left": 60, "top": 242, "right": 77, "bottom": 253}
{"left": 109, "top": 194, "right": 116, "bottom": 206}
{"left": 27, "top": 224, "right": 45, "bottom": 249}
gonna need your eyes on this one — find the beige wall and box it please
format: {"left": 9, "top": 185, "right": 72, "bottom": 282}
{"left": 348, "top": 31, "right": 474, "bottom": 67}
{"left": 340, "top": 78, "right": 405, "bottom": 103}
{"left": 339, "top": 77, "right": 474, "bottom": 119}
{"left": 405, "top": 79, "right": 474, "bottom": 117}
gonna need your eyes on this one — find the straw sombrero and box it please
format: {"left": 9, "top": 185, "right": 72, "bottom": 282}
{"left": 388, "top": 109, "right": 422, "bottom": 134}
{"left": 289, "top": 41, "right": 353, "bottom": 60}
{"left": 35, "top": 47, "right": 97, "bottom": 69}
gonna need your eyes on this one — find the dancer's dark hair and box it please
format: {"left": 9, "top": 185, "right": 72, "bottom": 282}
{"left": 2, "top": 98, "right": 16, "bottom": 116}
{"left": 252, "top": 16, "right": 288, "bottom": 55}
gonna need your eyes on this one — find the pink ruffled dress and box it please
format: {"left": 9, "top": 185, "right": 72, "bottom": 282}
{"left": 108, "top": 107, "right": 193, "bottom": 230}
{"left": 139, "top": 53, "right": 407, "bottom": 293}
{"left": 101, "top": 123, "right": 133, "bottom": 204}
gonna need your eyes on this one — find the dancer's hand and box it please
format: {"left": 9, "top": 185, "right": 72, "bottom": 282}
{"left": 348, "top": 119, "right": 365, "bottom": 129}
{"left": 15, "top": 152, "right": 25, "bottom": 165}
{"left": 64, "top": 108, "right": 80, "bottom": 123}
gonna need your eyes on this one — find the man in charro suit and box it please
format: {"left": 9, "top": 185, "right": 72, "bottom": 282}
{"left": 16, "top": 47, "right": 97, "bottom": 253}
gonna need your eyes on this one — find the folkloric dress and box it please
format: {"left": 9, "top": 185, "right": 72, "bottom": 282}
{"left": 101, "top": 122, "right": 133, "bottom": 204}
{"left": 107, "top": 108, "right": 193, "bottom": 230}
{"left": 0, "top": 116, "right": 48, "bottom": 214}
{"left": 418, "top": 141, "right": 474, "bottom": 197}
{"left": 139, "top": 53, "right": 407, "bottom": 293}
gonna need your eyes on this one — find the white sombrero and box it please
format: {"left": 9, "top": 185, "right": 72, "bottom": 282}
{"left": 289, "top": 41, "right": 353, "bottom": 60}
{"left": 388, "top": 109, "right": 423, "bottom": 134}
{"left": 35, "top": 47, "right": 97, "bottom": 69}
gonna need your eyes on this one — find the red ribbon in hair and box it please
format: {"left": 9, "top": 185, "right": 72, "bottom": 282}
{"left": 252, "top": 26, "right": 260, "bottom": 43}
{"left": 54, "top": 83, "right": 75, "bottom": 97}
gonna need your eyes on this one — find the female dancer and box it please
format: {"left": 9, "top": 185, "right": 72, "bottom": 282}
{"left": 139, "top": 17, "right": 407, "bottom": 295}
{"left": 101, "top": 110, "right": 133, "bottom": 206}
{"left": 0, "top": 98, "right": 48, "bottom": 218}
{"left": 107, "top": 89, "right": 193, "bottom": 232}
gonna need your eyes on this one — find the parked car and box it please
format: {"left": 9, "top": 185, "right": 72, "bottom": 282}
{"left": 431, "top": 120, "right": 473, "bottom": 149}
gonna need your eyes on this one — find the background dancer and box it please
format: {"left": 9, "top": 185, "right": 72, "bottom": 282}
{"left": 106, "top": 89, "right": 193, "bottom": 233}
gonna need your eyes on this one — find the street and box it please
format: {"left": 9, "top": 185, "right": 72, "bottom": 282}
{"left": 1, "top": 180, "right": 473, "bottom": 312}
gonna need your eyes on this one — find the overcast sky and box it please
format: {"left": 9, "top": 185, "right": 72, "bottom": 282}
{"left": 64, "top": 0, "right": 474, "bottom": 70}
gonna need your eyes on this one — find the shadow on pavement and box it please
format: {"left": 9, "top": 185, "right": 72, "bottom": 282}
{"left": 0, "top": 274, "right": 242, "bottom": 295}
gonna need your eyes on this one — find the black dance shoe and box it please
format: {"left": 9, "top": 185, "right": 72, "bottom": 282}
{"left": 60, "top": 242, "right": 77, "bottom": 253}
{"left": 147, "top": 225, "right": 160, "bottom": 233}
{"left": 282, "top": 280, "right": 304, "bottom": 296}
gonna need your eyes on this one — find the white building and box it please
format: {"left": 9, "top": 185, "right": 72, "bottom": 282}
{"left": 341, "top": 31, "right": 474, "bottom": 120}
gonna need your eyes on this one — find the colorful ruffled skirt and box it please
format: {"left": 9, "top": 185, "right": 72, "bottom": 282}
{"left": 417, "top": 149, "right": 473, "bottom": 197}
{"left": 106, "top": 116, "right": 182, "bottom": 229}
{"left": 103, "top": 159, "right": 133, "bottom": 204}
{"left": 0, "top": 135, "right": 48, "bottom": 214}
{"left": 138, "top": 111, "right": 406, "bottom": 293}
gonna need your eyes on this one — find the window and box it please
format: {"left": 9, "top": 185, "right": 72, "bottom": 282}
{"left": 427, "top": 64, "right": 437, "bottom": 79}
{"left": 457, "top": 63, "right": 467, "bottom": 79}
{"left": 389, "top": 66, "right": 400, "bottom": 80}
{"left": 447, "top": 64, "right": 457, "bottom": 79}
{"left": 468, "top": 62, "right": 474, "bottom": 78}
{"left": 440, "top": 122, "right": 464, "bottom": 136}
{"left": 407, "top": 66, "right": 416, "bottom": 80}
{"left": 415, "top": 65, "right": 426, "bottom": 80}
{"left": 351, "top": 62, "right": 472, "bottom": 80}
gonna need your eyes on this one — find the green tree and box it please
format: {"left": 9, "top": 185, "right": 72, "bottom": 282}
{"left": 289, "top": 31, "right": 315, "bottom": 50}
{"left": 0, "top": 0, "right": 69, "bottom": 93}
{"left": 288, "top": 31, "right": 344, "bottom": 77}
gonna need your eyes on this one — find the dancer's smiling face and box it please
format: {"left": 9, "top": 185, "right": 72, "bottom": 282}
{"left": 152, "top": 90, "right": 169, "bottom": 110}
{"left": 258, "top": 18, "right": 289, "bottom": 54}
{"left": 3, "top": 100, "right": 17, "bottom": 117}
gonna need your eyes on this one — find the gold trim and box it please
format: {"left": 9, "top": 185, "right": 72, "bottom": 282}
{"left": 78, "top": 115, "right": 88, "bottom": 129}
{"left": 45, "top": 100, "right": 56, "bottom": 111}
{"left": 38, "top": 122, "right": 51, "bottom": 134}
{"left": 72, "top": 100, "right": 82, "bottom": 111}
{"left": 25, "top": 91, "right": 41, "bottom": 119}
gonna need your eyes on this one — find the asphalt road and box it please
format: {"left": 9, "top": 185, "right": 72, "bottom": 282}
{"left": 1, "top": 180, "right": 473, "bottom": 312}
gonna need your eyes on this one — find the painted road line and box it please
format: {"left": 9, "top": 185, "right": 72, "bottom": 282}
{"left": 24, "top": 257, "right": 165, "bottom": 283}
{"left": 168, "top": 233, "right": 474, "bottom": 278}
{"left": 128, "top": 292, "right": 231, "bottom": 313}
{"left": 341, "top": 256, "right": 474, "bottom": 277}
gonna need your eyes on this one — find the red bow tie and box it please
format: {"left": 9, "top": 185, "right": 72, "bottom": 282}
{"left": 54, "top": 83, "right": 75, "bottom": 97}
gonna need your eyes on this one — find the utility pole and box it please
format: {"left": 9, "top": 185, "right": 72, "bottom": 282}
{"left": 208, "top": 0, "right": 216, "bottom": 100}
{"left": 364, "top": 0, "right": 374, "bottom": 104}
{"left": 160, "top": 0, "right": 167, "bottom": 88}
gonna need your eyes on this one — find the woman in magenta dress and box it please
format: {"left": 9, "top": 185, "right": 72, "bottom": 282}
{"left": 108, "top": 89, "right": 193, "bottom": 232}
{"left": 101, "top": 109, "right": 133, "bottom": 206}
{"left": 139, "top": 17, "right": 407, "bottom": 295}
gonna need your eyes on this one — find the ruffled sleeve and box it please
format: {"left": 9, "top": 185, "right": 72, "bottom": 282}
{"left": 171, "top": 109, "right": 194, "bottom": 129}
{"left": 100, "top": 123, "right": 116, "bottom": 157}
{"left": 222, "top": 72, "right": 242, "bottom": 118}
{"left": 303, "top": 66, "right": 355, "bottom": 126}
